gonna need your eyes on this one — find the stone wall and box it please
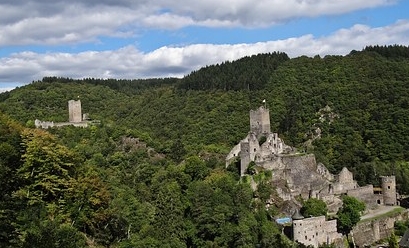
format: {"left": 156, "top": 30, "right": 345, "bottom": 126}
{"left": 225, "top": 143, "right": 241, "bottom": 166}
{"left": 293, "top": 216, "right": 342, "bottom": 247}
{"left": 352, "top": 209, "right": 409, "bottom": 247}
{"left": 35, "top": 119, "right": 88, "bottom": 129}
{"left": 348, "top": 185, "right": 378, "bottom": 209}
{"left": 36, "top": 100, "right": 88, "bottom": 129}
{"left": 316, "top": 163, "right": 334, "bottom": 181}
{"left": 333, "top": 167, "right": 358, "bottom": 194}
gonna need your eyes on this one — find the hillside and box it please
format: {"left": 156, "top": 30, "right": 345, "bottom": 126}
{"left": 1, "top": 45, "right": 409, "bottom": 247}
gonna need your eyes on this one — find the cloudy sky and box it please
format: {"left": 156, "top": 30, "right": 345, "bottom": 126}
{"left": 1, "top": 0, "right": 409, "bottom": 92}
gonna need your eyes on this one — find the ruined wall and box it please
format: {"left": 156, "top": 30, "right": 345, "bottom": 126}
{"left": 225, "top": 143, "right": 241, "bottom": 166}
{"left": 316, "top": 163, "right": 334, "bottom": 181}
{"left": 35, "top": 119, "right": 88, "bottom": 129}
{"left": 35, "top": 119, "right": 55, "bottom": 129}
{"left": 238, "top": 133, "right": 260, "bottom": 175}
{"left": 227, "top": 105, "right": 295, "bottom": 175}
{"left": 352, "top": 209, "right": 408, "bottom": 247}
{"left": 35, "top": 99, "right": 88, "bottom": 129}
{"left": 338, "top": 167, "right": 353, "bottom": 183}
{"left": 293, "top": 216, "right": 342, "bottom": 247}
{"left": 259, "top": 132, "right": 285, "bottom": 156}
{"left": 333, "top": 167, "right": 358, "bottom": 194}
{"left": 347, "top": 185, "right": 378, "bottom": 209}
{"left": 240, "top": 142, "right": 250, "bottom": 176}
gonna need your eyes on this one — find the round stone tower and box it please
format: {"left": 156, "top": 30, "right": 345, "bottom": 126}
{"left": 381, "top": 176, "right": 396, "bottom": 206}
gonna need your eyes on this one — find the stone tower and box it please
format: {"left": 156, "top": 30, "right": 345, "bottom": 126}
{"left": 381, "top": 176, "right": 396, "bottom": 206}
{"left": 68, "top": 100, "right": 82, "bottom": 123}
{"left": 249, "top": 106, "right": 270, "bottom": 138}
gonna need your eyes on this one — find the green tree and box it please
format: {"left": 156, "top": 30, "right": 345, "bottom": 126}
{"left": 394, "top": 219, "right": 409, "bottom": 236}
{"left": 22, "top": 220, "right": 86, "bottom": 248}
{"left": 13, "top": 128, "right": 80, "bottom": 243}
{"left": 301, "top": 198, "right": 328, "bottom": 217}
{"left": 15, "top": 129, "right": 78, "bottom": 207}
{"left": 336, "top": 196, "right": 365, "bottom": 244}
{"left": 152, "top": 181, "right": 186, "bottom": 246}
{"left": 388, "top": 231, "right": 399, "bottom": 248}
{"left": 184, "top": 156, "right": 210, "bottom": 181}
{"left": 0, "top": 113, "right": 23, "bottom": 246}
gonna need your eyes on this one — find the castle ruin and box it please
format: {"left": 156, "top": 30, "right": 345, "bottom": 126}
{"left": 293, "top": 216, "right": 342, "bottom": 247}
{"left": 68, "top": 100, "right": 82, "bottom": 123}
{"left": 35, "top": 99, "right": 89, "bottom": 128}
{"left": 226, "top": 104, "right": 398, "bottom": 247}
{"left": 226, "top": 105, "right": 292, "bottom": 175}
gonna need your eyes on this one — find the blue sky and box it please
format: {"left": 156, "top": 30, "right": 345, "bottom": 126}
{"left": 1, "top": 0, "right": 409, "bottom": 92}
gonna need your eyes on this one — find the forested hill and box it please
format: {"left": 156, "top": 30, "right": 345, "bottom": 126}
{"left": 1, "top": 45, "right": 409, "bottom": 247}
{"left": 177, "top": 52, "right": 290, "bottom": 91}
{"left": 1, "top": 45, "right": 409, "bottom": 182}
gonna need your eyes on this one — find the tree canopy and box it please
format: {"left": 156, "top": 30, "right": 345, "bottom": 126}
{"left": 336, "top": 196, "right": 365, "bottom": 236}
{"left": 1, "top": 45, "right": 409, "bottom": 247}
{"left": 300, "top": 198, "right": 328, "bottom": 217}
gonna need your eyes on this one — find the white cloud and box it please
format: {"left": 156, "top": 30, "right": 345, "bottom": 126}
{"left": 0, "top": 0, "right": 396, "bottom": 46}
{"left": 1, "top": 19, "right": 408, "bottom": 86}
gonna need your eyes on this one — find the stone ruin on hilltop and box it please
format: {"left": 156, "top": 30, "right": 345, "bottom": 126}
{"left": 226, "top": 104, "right": 397, "bottom": 211}
{"left": 225, "top": 104, "right": 398, "bottom": 247}
{"left": 35, "top": 99, "right": 90, "bottom": 129}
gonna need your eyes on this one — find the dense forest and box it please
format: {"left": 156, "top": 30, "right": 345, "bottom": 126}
{"left": 1, "top": 45, "right": 409, "bottom": 247}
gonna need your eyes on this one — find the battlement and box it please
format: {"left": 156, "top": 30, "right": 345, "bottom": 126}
{"left": 381, "top": 176, "right": 396, "bottom": 183}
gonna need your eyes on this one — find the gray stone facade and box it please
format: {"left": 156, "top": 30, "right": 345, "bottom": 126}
{"left": 293, "top": 216, "right": 342, "bottom": 247}
{"left": 352, "top": 208, "right": 408, "bottom": 247}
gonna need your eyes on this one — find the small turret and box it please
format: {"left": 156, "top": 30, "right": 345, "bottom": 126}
{"left": 292, "top": 208, "right": 304, "bottom": 220}
{"left": 381, "top": 176, "right": 396, "bottom": 206}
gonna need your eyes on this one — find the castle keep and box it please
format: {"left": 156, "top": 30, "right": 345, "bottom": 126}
{"left": 68, "top": 100, "right": 82, "bottom": 123}
{"left": 226, "top": 105, "right": 292, "bottom": 175}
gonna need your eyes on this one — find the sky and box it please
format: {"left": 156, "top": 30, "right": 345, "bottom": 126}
{"left": 1, "top": 0, "right": 409, "bottom": 92}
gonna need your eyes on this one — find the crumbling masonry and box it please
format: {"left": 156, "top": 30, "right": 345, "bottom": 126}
{"left": 226, "top": 105, "right": 398, "bottom": 247}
